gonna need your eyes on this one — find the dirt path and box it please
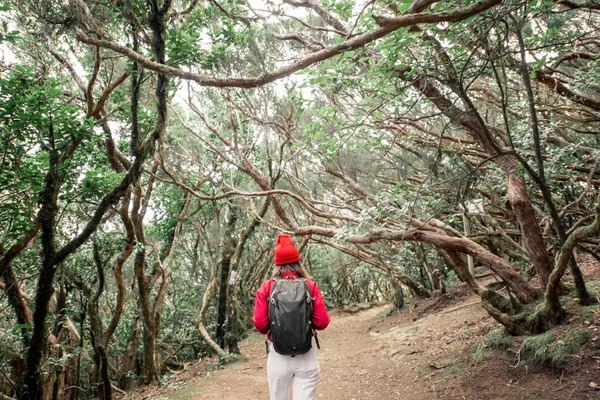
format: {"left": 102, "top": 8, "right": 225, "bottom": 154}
{"left": 123, "top": 280, "right": 600, "bottom": 400}
{"left": 160, "top": 293, "right": 491, "bottom": 400}
{"left": 161, "top": 305, "right": 390, "bottom": 399}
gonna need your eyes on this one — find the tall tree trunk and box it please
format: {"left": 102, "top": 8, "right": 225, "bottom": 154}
{"left": 1, "top": 261, "right": 33, "bottom": 346}
{"left": 153, "top": 188, "right": 193, "bottom": 338}
{"left": 197, "top": 257, "right": 228, "bottom": 359}
{"left": 131, "top": 179, "right": 157, "bottom": 384}
{"left": 515, "top": 27, "right": 592, "bottom": 304}
{"left": 199, "top": 207, "right": 237, "bottom": 357}
{"left": 216, "top": 207, "right": 238, "bottom": 349}
{"left": 103, "top": 190, "right": 135, "bottom": 349}
{"left": 24, "top": 131, "right": 61, "bottom": 400}
{"left": 215, "top": 256, "right": 233, "bottom": 349}
{"left": 545, "top": 193, "right": 600, "bottom": 322}
{"left": 134, "top": 248, "right": 157, "bottom": 385}
{"left": 227, "top": 198, "right": 270, "bottom": 354}
{"left": 129, "top": 2, "right": 171, "bottom": 382}
{"left": 506, "top": 174, "right": 553, "bottom": 288}
{"left": 89, "top": 240, "right": 112, "bottom": 400}
{"left": 51, "top": 266, "right": 67, "bottom": 400}
{"left": 118, "top": 316, "right": 140, "bottom": 390}
{"left": 190, "top": 235, "right": 201, "bottom": 280}
{"left": 0, "top": 250, "right": 32, "bottom": 399}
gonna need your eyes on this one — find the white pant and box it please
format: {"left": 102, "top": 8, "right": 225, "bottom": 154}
{"left": 267, "top": 345, "right": 320, "bottom": 400}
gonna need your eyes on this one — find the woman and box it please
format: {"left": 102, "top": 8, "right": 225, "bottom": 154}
{"left": 252, "top": 234, "right": 330, "bottom": 400}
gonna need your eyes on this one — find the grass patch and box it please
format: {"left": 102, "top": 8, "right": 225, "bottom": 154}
{"left": 486, "top": 327, "right": 513, "bottom": 350}
{"left": 459, "top": 327, "right": 473, "bottom": 340}
{"left": 470, "top": 342, "right": 491, "bottom": 366}
{"left": 520, "top": 331, "right": 559, "bottom": 368}
{"left": 563, "top": 329, "right": 590, "bottom": 353}
{"left": 415, "top": 364, "right": 430, "bottom": 378}
{"left": 469, "top": 328, "right": 512, "bottom": 368}
{"left": 586, "top": 280, "right": 600, "bottom": 292}
{"left": 519, "top": 328, "right": 590, "bottom": 371}
{"left": 579, "top": 309, "right": 597, "bottom": 323}
{"left": 441, "top": 363, "right": 461, "bottom": 378}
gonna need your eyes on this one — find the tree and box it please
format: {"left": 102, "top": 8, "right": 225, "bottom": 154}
{"left": 1, "top": 0, "right": 599, "bottom": 398}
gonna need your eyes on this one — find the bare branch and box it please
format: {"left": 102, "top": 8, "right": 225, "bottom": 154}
{"left": 45, "top": 32, "right": 86, "bottom": 95}
{"left": 273, "top": 32, "right": 325, "bottom": 52}
{"left": 91, "top": 72, "right": 130, "bottom": 118}
{"left": 75, "top": 0, "right": 502, "bottom": 88}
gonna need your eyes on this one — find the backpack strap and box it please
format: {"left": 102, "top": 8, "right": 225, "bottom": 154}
{"left": 268, "top": 278, "right": 280, "bottom": 300}
{"left": 265, "top": 278, "right": 281, "bottom": 355}
{"left": 299, "top": 279, "right": 320, "bottom": 350}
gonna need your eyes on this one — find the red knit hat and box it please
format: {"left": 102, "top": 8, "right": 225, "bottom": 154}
{"left": 274, "top": 234, "right": 300, "bottom": 265}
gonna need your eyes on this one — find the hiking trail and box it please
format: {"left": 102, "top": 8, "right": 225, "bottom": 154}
{"left": 120, "top": 284, "right": 600, "bottom": 400}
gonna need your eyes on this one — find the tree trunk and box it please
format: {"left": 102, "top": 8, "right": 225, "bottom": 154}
{"left": 546, "top": 193, "right": 600, "bottom": 316}
{"left": 197, "top": 256, "right": 228, "bottom": 359}
{"left": 506, "top": 173, "right": 553, "bottom": 288}
{"left": 103, "top": 190, "right": 135, "bottom": 349}
{"left": 411, "top": 75, "right": 554, "bottom": 287}
{"left": 215, "top": 255, "right": 232, "bottom": 348}
{"left": 89, "top": 241, "right": 112, "bottom": 400}
{"left": 23, "top": 138, "right": 61, "bottom": 400}
{"left": 1, "top": 263, "right": 33, "bottom": 344}
{"left": 118, "top": 316, "right": 140, "bottom": 390}
{"left": 394, "top": 284, "right": 404, "bottom": 310}
{"left": 215, "top": 208, "right": 238, "bottom": 349}
{"left": 134, "top": 249, "right": 157, "bottom": 385}
{"left": 190, "top": 235, "right": 201, "bottom": 280}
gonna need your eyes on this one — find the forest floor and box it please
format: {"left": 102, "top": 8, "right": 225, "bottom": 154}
{"left": 120, "top": 262, "right": 600, "bottom": 400}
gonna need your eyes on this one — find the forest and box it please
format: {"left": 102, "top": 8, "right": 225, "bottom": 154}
{"left": 0, "top": 0, "right": 599, "bottom": 399}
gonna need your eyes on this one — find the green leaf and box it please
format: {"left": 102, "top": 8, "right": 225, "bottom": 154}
{"left": 12, "top": 324, "right": 31, "bottom": 334}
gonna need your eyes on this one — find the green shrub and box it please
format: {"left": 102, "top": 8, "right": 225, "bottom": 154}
{"left": 471, "top": 342, "right": 490, "bottom": 366}
{"left": 520, "top": 331, "right": 560, "bottom": 368}
{"left": 520, "top": 329, "right": 590, "bottom": 371}
{"left": 563, "top": 329, "right": 590, "bottom": 354}
{"left": 486, "top": 327, "right": 513, "bottom": 350}
{"left": 442, "top": 364, "right": 461, "bottom": 378}
{"left": 579, "top": 309, "right": 597, "bottom": 324}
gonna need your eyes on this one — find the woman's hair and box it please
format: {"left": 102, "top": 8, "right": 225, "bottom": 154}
{"left": 271, "top": 262, "right": 313, "bottom": 280}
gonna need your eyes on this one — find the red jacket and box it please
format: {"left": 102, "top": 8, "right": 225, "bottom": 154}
{"left": 252, "top": 271, "right": 330, "bottom": 335}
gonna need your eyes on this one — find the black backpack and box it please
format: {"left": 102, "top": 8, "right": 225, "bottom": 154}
{"left": 267, "top": 277, "right": 320, "bottom": 355}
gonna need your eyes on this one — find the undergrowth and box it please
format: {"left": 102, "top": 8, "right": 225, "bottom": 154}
{"left": 470, "top": 327, "right": 513, "bottom": 366}
{"left": 474, "top": 291, "right": 594, "bottom": 373}
{"left": 486, "top": 327, "right": 512, "bottom": 350}
{"left": 519, "top": 328, "right": 590, "bottom": 371}
{"left": 470, "top": 342, "right": 490, "bottom": 366}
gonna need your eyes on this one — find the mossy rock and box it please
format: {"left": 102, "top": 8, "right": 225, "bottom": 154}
{"left": 585, "top": 280, "right": 600, "bottom": 292}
